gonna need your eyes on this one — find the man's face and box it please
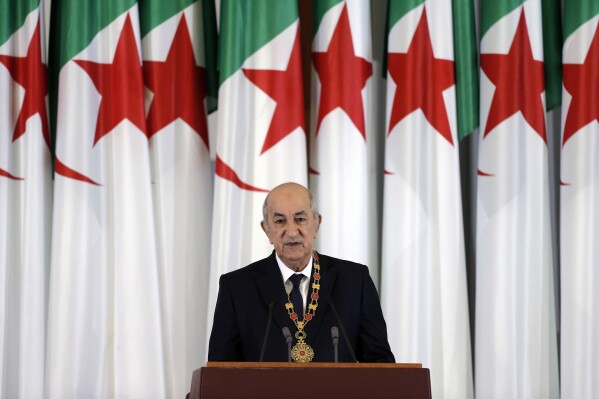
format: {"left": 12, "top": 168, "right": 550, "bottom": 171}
{"left": 261, "top": 184, "right": 321, "bottom": 271}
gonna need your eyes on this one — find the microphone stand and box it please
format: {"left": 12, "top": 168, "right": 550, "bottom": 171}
{"left": 329, "top": 299, "right": 359, "bottom": 363}
{"left": 282, "top": 327, "right": 292, "bottom": 362}
{"left": 331, "top": 326, "right": 339, "bottom": 363}
{"left": 259, "top": 299, "right": 276, "bottom": 362}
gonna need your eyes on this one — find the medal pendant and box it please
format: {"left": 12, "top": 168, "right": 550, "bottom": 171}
{"left": 290, "top": 341, "right": 314, "bottom": 363}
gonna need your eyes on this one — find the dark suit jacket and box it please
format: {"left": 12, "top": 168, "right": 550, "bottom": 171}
{"left": 208, "top": 251, "right": 395, "bottom": 363}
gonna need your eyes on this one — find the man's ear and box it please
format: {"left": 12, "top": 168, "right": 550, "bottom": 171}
{"left": 260, "top": 221, "right": 271, "bottom": 243}
{"left": 314, "top": 214, "right": 322, "bottom": 235}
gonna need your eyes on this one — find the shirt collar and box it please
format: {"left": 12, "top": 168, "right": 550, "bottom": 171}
{"left": 276, "top": 253, "right": 313, "bottom": 282}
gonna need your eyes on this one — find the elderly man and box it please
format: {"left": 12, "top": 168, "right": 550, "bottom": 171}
{"left": 208, "top": 182, "right": 394, "bottom": 363}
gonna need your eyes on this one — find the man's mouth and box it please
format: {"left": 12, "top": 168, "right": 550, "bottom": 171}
{"left": 284, "top": 242, "right": 302, "bottom": 247}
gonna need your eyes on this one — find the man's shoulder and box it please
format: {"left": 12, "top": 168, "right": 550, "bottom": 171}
{"left": 220, "top": 253, "right": 274, "bottom": 281}
{"left": 317, "top": 253, "right": 368, "bottom": 274}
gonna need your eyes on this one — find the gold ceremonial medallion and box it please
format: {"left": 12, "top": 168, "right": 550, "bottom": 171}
{"left": 291, "top": 342, "right": 314, "bottom": 363}
{"left": 285, "top": 251, "right": 320, "bottom": 364}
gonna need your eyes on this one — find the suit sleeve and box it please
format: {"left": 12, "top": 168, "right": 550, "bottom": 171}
{"left": 207, "top": 275, "right": 243, "bottom": 361}
{"left": 357, "top": 267, "right": 396, "bottom": 363}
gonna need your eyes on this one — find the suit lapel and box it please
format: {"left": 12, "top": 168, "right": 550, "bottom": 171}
{"left": 252, "top": 251, "right": 293, "bottom": 333}
{"left": 304, "top": 254, "right": 337, "bottom": 344}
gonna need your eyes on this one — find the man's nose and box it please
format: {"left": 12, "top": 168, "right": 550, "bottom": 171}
{"left": 285, "top": 222, "right": 300, "bottom": 236}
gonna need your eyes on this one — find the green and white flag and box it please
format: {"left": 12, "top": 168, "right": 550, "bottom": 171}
{"left": 309, "top": 0, "right": 377, "bottom": 276}
{"left": 207, "top": 0, "right": 308, "bottom": 333}
{"left": 140, "top": 1, "right": 216, "bottom": 396}
{"left": 476, "top": 1, "right": 559, "bottom": 397}
{"left": 46, "top": 1, "right": 165, "bottom": 396}
{"left": 0, "top": 1, "right": 51, "bottom": 396}
{"left": 380, "top": 1, "right": 475, "bottom": 398}
{"left": 560, "top": 2, "right": 599, "bottom": 397}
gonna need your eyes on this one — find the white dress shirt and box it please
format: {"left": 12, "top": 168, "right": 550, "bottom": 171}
{"left": 275, "top": 253, "right": 313, "bottom": 314}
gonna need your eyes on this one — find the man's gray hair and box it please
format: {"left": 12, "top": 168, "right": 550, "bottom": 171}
{"left": 262, "top": 186, "right": 320, "bottom": 231}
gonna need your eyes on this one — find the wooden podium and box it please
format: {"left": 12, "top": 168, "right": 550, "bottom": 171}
{"left": 189, "top": 362, "right": 431, "bottom": 398}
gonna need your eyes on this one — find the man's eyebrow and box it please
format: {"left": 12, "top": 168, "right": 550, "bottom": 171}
{"left": 272, "top": 211, "right": 307, "bottom": 217}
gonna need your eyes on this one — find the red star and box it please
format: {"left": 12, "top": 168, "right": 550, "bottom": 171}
{"left": 312, "top": 4, "right": 372, "bottom": 139}
{"left": 242, "top": 29, "right": 305, "bottom": 155}
{"left": 74, "top": 15, "right": 146, "bottom": 146}
{"left": 387, "top": 8, "right": 455, "bottom": 145}
{"left": 562, "top": 22, "right": 599, "bottom": 146}
{"left": 143, "top": 15, "right": 208, "bottom": 146}
{"left": 480, "top": 10, "right": 546, "bottom": 142}
{"left": 0, "top": 19, "right": 50, "bottom": 148}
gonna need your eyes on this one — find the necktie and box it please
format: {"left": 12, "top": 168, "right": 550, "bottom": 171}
{"left": 289, "top": 274, "right": 304, "bottom": 318}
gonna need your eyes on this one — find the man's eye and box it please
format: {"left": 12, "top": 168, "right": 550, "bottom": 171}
{"left": 296, "top": 218, "right": 306, "bottom": 223}
{"left": 274, "top": 219, "right": 284, "bottom": 224}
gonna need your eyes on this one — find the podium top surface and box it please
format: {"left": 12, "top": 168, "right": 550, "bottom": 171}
{"left": 206, "top": 361, "right": 422, "bottom": 369}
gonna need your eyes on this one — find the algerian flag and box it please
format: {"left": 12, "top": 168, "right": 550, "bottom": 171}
{"left": 46, "top": 1, "right": 166, "bottom": 396}
{"left": 560, "top": 2, "right": 599, "bottom": 397}
{"left": 380, "top": 1, "right": 474, "bottom": 398}
{"left": 308, "top": 0, "right": 377, "bottom": 276}
{"left": 476, "top": 1, "right": 559, "bottom": 397}
{"left": 207, "top": 0, "right": 308, "bottom": 338}
{"left": 0, "top": 1, "right": 51, "bottom": 396}
{"left": 140, "top": 0, "right": 216, "bottom": 396}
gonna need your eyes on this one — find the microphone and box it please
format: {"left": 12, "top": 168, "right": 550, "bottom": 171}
{"left": 331, "top": 326, "right": 339, "bottom": 363}
{"left": 282, "top": 327, "right": 292, "bottom": 362}
{"left": 328, "top": 299, "right": 358, "bottom": 363}
{"left": 259, "top": 299, "right": 276, "bottom": 362}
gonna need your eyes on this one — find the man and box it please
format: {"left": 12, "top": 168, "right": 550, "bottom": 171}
{"left": 208, "top": 182, "right": 395, "bottom": 362}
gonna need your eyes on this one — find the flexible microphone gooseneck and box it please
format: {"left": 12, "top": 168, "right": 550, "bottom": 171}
{"left": 328, "top": 299, "right": 359, "bottom": 363}
{"left": 331, "top": 326, "right": 339, "bottom": 363}
{"left": 259, "top": 299, "right": 276, "bottom": 362}
{"left": 281, "top": 327, "right": 292, "bottom": 362}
